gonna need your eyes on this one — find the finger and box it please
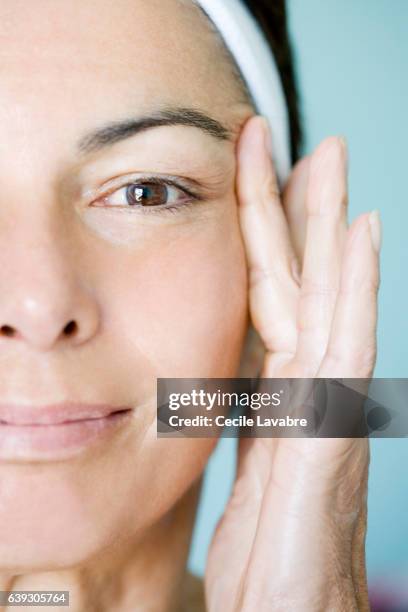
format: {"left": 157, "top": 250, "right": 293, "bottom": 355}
{"left": 294, "top": 137, "right": 349, "bottom": 375}
{"left": 318, "top": 211, "right": 381, "bottom": 378}
{"left": 237, "top": 116, "right": 299, "bottom": 357}
{"left": 282, "top": 155, "right": 310, "bottom": 264}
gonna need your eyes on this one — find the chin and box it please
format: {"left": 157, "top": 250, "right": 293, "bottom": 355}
{"left": 0, "top": 433, "right": 216, "bottom": 572}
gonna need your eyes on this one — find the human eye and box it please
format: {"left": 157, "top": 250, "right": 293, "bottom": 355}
{"left": 89, "top": 175, "right": 204, "bottom": 215}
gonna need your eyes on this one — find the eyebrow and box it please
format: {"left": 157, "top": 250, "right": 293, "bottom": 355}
{"left": 78, "top": 106, "right": 232, "bottom": 154}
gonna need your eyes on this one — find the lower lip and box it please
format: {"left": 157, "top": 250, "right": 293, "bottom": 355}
{"left": 0, "top": 410, "right": 133, "bottom": 461}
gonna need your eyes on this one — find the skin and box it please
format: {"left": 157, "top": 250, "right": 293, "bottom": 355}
{"left": 206, "top": 123, "right": 379, "bottom": 611}
{"left": 0, "top": 0, "right": 380, "bottom": 610}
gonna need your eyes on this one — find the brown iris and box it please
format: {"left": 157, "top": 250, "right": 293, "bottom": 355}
{"left": 125, "top": 182, "right": 168, "bottom": 207}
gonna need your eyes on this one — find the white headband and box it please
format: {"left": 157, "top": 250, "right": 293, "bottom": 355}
{"left": 195, "top": 0, "right": 292, "bottom": 186}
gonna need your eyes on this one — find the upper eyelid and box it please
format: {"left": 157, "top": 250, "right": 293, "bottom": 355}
{"left": 104, "top": 179, "right": 190, "bottom": 201}
{"left": 83, "top": 173, "right": 201, "bottom": 200}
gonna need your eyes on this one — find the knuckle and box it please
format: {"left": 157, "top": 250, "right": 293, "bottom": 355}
{"left": 249, "top": 262, "right": 289, "bottom": 290}
{"left": 261, "top": 174, "right": 280, "bottom": 203}
{"left": 340, "top": 190, "right": 349, "bottom": 210}
{"left": 249, "top": 265, "right": 275, "bottom": 289}
{"left": 325, "top": 343, "right": 377, "bottom": 378}
{"left": 301, "top": 277, "right": 339, "bottom": 298}
{"left": 339, "top": 276, "right": 379, "bottom": 298}
{"left": 354, "top": 344, "right": 377, "bottom": 377}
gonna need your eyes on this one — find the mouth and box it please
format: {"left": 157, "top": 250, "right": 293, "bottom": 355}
{"left": 0, "top": 402, "right": 133, "bottom": 461}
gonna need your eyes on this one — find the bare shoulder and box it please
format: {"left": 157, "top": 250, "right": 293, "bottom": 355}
{"left": 182, "top": 572, "right": 206, "bottom": 612}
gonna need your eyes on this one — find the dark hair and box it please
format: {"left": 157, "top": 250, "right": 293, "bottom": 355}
{"left": 243, "top": 0, "right": 303, "bottom": 163}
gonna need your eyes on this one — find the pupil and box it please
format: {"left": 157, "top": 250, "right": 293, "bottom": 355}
{"left": 126, "top": 183, "right": 168, "bottom": 207}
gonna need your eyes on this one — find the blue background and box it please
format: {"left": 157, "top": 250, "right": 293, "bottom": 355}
{"left": 188, "top": 0, "right": 408, "bottom": 583}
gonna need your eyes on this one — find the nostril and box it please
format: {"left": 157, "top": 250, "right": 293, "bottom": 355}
{"left": 0, "top": 325, "right": 16, "bottom": 337}
{"left": 63, "top": 320, "right": 78, "bottom": 336}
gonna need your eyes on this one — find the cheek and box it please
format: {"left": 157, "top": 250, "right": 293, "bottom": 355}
{"left": 0, "top": 205, "right": 248, "bottom": 570}
{"left": 77, "top": 206, "right": 247, "bottom": 550}
{"left": 102, "top": 205, "right": 249, "bottom": 379}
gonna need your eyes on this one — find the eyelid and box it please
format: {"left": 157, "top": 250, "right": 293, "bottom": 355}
{"left": 84, "top": 173, "right": 208, "bottom": 218}
{"left": 83, "top": 172, "right": 205, "bottom": 201}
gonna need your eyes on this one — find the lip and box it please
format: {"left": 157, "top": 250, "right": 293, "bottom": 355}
{"left": 0, "top": 402, "right": 133, "bottom": 461}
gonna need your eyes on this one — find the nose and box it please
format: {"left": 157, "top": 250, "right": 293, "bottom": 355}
{"left": 0, "top": 221, "right": 100, "bottom": 352}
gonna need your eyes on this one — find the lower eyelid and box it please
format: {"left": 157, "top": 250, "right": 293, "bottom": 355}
{"left": 91, "top": 195, "right": 202, "bottom": 216}
{"left": 141, "top": 200, "right": 198, "bottom": 216}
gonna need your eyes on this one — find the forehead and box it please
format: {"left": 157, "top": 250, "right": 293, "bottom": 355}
{"left": 0, "top": 0, "right": 241, "bottom": 118}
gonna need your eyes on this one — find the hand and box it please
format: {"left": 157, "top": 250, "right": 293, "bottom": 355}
{"left": 205, "top": 116, "right": 381, "bottom": 611}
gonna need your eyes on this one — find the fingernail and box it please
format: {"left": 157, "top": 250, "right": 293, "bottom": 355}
{"left": 260, "top": 116, "right": 273, "bottom": 158}
{"left": 338, "top": 135, "right": 349, "bottom": 166}
{"left": 310, "top": 137, "right": 348, "bottom": 215}
{"left": 368, "top": 210, "right": 382, "bottom": 253}
{"left": 338, "top": 135, "right": 347, "bottom": 150}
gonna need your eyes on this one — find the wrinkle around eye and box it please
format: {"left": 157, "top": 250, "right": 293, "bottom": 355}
{"left": 79, "top": 189, "right": 235, "bottom": 248}
{"left": 72, "top": 126, "right": 237, "bottom": 194}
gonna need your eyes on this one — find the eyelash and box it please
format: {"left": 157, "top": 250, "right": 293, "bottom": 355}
{"left": 91, "top": 175, "right": 205, "bottom": 216}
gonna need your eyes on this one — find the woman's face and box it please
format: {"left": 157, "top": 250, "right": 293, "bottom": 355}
{"left": 0, "top": 0, "right": 252, "bottom": 569}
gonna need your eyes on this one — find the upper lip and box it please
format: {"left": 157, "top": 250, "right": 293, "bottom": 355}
{"left": 0, "top": 402, "right": 132, "bottom": 425}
